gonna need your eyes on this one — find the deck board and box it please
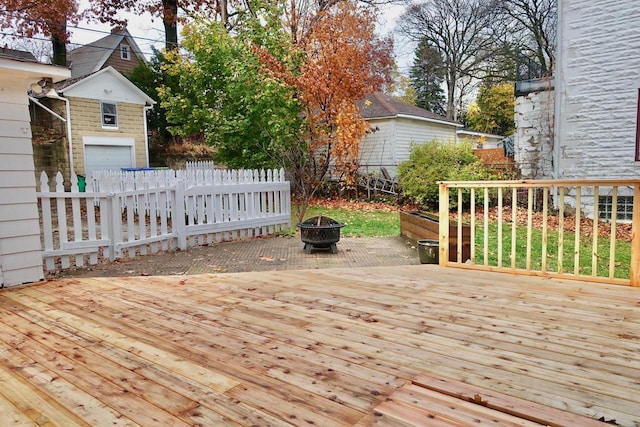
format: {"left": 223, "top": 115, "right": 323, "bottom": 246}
{"left": 0, "top": 265, "right": 638, "bottom": 426}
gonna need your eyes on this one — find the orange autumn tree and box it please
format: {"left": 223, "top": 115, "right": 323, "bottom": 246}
{"left": 260, "top": 0, "right": 393, "bottom": 220}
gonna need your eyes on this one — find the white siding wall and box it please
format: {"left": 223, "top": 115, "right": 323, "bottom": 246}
{"left": 359, "top": 118, "right": 397, "bottom": 175}
{"left": 0, "top": 85, "right": 44, "bottom": 286}
{"left": 359, "top": 117, "right": 458, "bottom": 177}
{"left": 556, "top": 0, "right": 640, "bottom": 179}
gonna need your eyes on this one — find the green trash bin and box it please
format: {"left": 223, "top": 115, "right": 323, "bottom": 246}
{"left": 417, "top": 239, "right": 439, "bottom": 264}
{"left": 77, "top": 175, "right": 86, "bottom": 192}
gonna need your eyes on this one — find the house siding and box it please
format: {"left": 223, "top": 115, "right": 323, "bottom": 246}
{"left": 0, "top": 85, "right": 44, "bottom": 286}
{"left": 359, "top": 118, "right": 397, "bottom": 174}
{"left": 556, "top": 0, "right": 640, "bottom": 179}
{"left": 68, "top": 97, "right": 147, "bottom": 174}
{"left": 359, "top": 117, "right": 458, "bottom": 177}
{"left": 103, "top": 42, "right": 142, "bottom": 77}
{"left": 394, "top": 117, "right": 457, "bottom": 173}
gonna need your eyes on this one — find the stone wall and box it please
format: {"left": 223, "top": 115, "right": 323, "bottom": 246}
{"left": 514, "top": 87, "right": 555, "bottom": 179}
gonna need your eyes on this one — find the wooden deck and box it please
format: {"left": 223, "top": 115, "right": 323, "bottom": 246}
{"left": 0, "top": 265, "right": 638, "bottom": 426}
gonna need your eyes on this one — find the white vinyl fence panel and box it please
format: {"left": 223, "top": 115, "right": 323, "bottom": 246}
{"left": 38, "top": 168, "right": 290, "bottom": 272}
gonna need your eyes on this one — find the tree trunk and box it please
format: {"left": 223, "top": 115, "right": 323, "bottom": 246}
{"left": 446, "top": 74, "right": 456, "bottom": 121}
{"left": 162, "top": 0, "right": 179, "bottom": 51}
{"left": 50, "top": 20, "right": 67, "bottom": 66}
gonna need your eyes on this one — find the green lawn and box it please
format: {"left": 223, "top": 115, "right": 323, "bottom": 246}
{"left": 290, "top": 205, "right": 400, "bottom": 237}
{"left": 473, "top": 221, "right": 631, "bottom": 279}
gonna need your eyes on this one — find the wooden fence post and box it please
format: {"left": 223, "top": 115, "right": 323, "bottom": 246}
{"left": 439, "top": 182, "right": 450, "bottom": 267}
{"left": 630, "top": 182, "right": 640, "bottom": 286}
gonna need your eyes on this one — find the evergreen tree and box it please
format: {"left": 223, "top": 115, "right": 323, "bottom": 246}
{"left": 409, "top": 39, "right": 446, "bottom": 117}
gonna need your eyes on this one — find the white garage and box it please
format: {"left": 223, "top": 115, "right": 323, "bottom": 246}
{"left": 83, "top": 136, "right": 135, "bottom": 173}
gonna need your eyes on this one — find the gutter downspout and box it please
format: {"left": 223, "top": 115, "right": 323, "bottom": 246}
{"left": 553, "top": 0, "right": 563, "bottom": 182}
{"left": 551, "top": 0, "right": 564, "bottom": 210}
{"left": 44, "top": 90, "right": 74, "bottom": 175}
{"left": 28, "top": 96, "right": 67, "bottom": 123}
{"left": 143, "top": 105, "right": 153, "bottom": 167}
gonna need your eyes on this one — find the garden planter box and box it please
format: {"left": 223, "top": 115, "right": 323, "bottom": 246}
{"left": 400, "top": 211, "right": 471, "bottom": 262}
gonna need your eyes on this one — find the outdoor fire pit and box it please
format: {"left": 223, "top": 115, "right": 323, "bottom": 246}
{"left": 297, "top": 215, "right": 345, "bottom": 254}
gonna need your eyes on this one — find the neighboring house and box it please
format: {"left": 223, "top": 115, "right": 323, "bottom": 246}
{"left": 358, "top": 92, "right": 462, "bottom": 177}
{"left": 67, "top": 28, "right": 145, "bottom": 78}
{"left": 514, "top": 1, "right": 640, "bottom": 219}
{"left": 0, "top": 54, "right": 70, "bottom": 287}
{"left": 457, "top": 128, "right": 504, "bottom": 149}
{"left": 30, "top": 66, "right": 155, "bottom": 180}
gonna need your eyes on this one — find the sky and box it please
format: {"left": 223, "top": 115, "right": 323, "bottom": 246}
{"left": 65, "top": 1, "right": 415, "bottom": 73}
{"left": 0, "top": 1, "right": 414, "bottom": 73}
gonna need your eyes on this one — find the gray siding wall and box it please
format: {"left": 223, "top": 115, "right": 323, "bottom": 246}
{"left": 556, "top": 0, "right": 640, "bottom": 179}
{"left": 0, "top": 85, "right": 45, "bottom": 287}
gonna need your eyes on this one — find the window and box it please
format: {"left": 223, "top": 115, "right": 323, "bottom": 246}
{"left": 120, "top": 44, "right": 130, "bottom": 60}
{"left": 599, "top": 195, "right": 634, "bottom": 221}
{"left": 101, "top": 101, "right": 118, "bottom": 128}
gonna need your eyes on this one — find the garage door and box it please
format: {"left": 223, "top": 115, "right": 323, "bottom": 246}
{"left": 84, "top": 144, "right": 134, "bottom": 173}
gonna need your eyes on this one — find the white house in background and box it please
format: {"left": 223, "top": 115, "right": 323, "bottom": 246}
{"left": 0, "top": 55, "right": 70, "bottom": 287}
{"left": 358, "top": 92, "right": 462, "bottom": 177}
{"left": 30, "top": 66, "right": 155, "bottom": 179}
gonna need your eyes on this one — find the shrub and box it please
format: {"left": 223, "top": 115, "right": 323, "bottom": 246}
{"left": 398, "top": 141, "right": 491, "bottom": 210}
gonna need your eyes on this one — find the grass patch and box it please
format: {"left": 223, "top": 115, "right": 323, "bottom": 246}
{"left": 288, "top": 204, "right": 400, "bottom": 237}
{"left": 473, "top": 221, "right": 631, "bottom": 279}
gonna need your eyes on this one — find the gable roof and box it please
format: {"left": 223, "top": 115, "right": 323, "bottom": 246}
{"left": 56, "top": 66, "right": 155, "bottom": 105}
{"left": 0, "top": 47, "right": 37, "bottom": 62}
{"left": 358, "top": 93, "right": 462, "bottom": 128}
{"left": 67, "top": 28, "right": 145, "bottom": 78}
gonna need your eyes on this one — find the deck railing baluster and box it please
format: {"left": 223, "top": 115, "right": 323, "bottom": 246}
{"left": 541, "top": 187, "right": 549, "bottom": 273}
{"left": 497, "top": 188, "right": 503, "bottom": 267}
{"left": 526, "top": 187, "right": 533, "bottom": 271}
{"left": 558, "top": 187, "right": 565, "bottom": 274}
{"left": 484, "top": 187, "right": 489, "bottom": 267}
{"left": 511, "top": 187, "right": 517, "bottom": 270}
{"left": 609, "top": 187, "right": 618, "bottom": 279}
{"left": 457, "top": 188, "right": 463, "bottom": 263}
{"left": 471, "top": 188, "right": 476, "bottom": 264}
{"left": 592, "top": 186, "right": 599, "bottom": 277}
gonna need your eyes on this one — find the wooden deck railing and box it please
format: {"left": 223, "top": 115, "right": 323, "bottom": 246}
{"left": 438, "top": 179, "right": 640, "bottom": 286}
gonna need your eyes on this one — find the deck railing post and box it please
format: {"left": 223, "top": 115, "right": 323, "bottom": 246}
{"left": 630, "top": 183, "right": 640, "bottom": 286}
{"left": 439, "top": 182, "right": 450, "bottom": 267}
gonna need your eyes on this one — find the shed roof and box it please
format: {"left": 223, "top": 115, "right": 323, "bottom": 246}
{"left": 0, "top": 47, "right": 37, "bottom": 62}
{"left": 358, "top": 93, "right": 462, "bottom": 127}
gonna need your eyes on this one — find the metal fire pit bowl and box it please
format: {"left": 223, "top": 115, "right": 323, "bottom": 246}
{"left": 297, "top": 215, "right": 345, "bottom": 254}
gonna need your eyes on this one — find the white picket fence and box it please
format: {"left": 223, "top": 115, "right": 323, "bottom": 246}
{"left": 38, "top": 168, "right": 291, "bottom": 272}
